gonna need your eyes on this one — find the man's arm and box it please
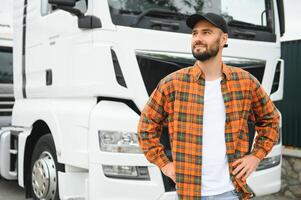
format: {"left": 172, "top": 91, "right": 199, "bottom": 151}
{"left": 137, "top": 81, "right": 171, "bottom": 169}
{"left": 232, "top": 75, "right": 280, "bottom": 181}
{"left": 250, "top": 76, "right": 280, "bottom": 161}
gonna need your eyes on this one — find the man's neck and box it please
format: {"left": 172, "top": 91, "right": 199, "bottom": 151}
{"left": 197, "top": 57, "right": 223, "bottom": 81}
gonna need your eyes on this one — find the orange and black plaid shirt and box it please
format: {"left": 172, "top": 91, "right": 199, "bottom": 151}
{"left": 137, "top": 62, "right": 280, "bottom": 200}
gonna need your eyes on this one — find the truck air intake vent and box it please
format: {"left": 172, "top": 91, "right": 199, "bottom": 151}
{"left": 271, "top": 61, "right": 281, "bottom": 94}
{"left": 111, "top": 50, "right": 127, "bottom": 88}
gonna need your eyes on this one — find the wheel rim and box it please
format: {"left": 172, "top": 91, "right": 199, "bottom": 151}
{"left": 32, "top": 151, "right": 57, "bottom": 200}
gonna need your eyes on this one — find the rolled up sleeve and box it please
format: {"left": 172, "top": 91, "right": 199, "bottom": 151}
{"left": 250, "top": 76, "right": 280, "bottom": 161}
{"left": 137, "top": 81, "right": 170, "bottom": 168}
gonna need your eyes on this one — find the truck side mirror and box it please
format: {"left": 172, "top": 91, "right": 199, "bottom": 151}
{"left": 48, "top": 0, "right": 76, "bottom": 7}
{"left": 48, "top": 0, "right": 102, "bottom": 29}
{"left": 48, "top": 0, "right": 84, "bottom": 17}
{"left": 78, "top": 16, "right": 102, "bottom": 29}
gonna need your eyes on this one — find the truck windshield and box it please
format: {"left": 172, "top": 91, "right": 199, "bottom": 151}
{"left": 108, "top": 0, "right": 275, "bottom": 41}
{"left": 0, "top": 47, "right": 13, "bottom": 84}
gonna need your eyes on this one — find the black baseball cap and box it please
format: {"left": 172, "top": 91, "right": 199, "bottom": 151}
{"left": 186, "top": 12, "right": 228, "bottom": 33}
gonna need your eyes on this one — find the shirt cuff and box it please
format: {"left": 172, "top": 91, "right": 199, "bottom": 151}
{"left": 251, "top": 147, "right": 267, "bottom": 161}
{"left": 152, "top": 153, "right": 171, "bottom": 169}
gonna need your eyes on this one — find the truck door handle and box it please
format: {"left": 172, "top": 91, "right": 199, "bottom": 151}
{"left": 46, "top": 69, "right": 52, "bottom": 86}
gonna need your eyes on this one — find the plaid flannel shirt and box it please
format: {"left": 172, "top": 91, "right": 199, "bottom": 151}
{"left": 137, "top": 62, "right": 280, "bottom": 200}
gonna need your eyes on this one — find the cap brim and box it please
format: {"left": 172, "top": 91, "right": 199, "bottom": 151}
{"left": 186, "top": 14, "right": 222, "bottom": 31}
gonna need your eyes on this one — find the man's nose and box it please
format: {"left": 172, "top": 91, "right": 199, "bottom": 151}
{"left": 193, "top": 35, "right": 205, "bottom": 43}
{"left": 193, "top": 38, "right": 205, "bottom": 45}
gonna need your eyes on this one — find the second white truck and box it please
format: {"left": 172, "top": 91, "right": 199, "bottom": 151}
{"left": 0, "top": 2, "right": 14, "bottom": 128}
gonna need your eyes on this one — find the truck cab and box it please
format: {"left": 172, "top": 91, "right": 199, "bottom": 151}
{"left": 0, "top": 0, "right": 284, "bottom": 199}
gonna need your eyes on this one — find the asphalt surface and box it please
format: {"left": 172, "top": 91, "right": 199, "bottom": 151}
{"left": 0, "top": 177, "right": 289, "bottom": 200}
{"left": 0, "top": 178, "right": 28, "bottom": 200}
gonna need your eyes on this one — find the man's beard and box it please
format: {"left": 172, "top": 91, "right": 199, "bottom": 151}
{"left": 192, "top": 39, "right": 220, "bottom": 61}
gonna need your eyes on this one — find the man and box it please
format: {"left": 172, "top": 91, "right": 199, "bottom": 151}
{"left": 137, "top": 13, "right": 279, "bottom": 200}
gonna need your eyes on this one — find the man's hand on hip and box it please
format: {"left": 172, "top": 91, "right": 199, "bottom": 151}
{"left": 232, "top": 154, "right": 261, "bottom": 181}
{"left": 161, "top": 162, "right": 176, "bottom": 183}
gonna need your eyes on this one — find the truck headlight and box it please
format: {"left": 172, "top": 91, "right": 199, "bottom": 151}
{"left": 102, "top": 165, "right": 150, "bottom": 180}
{"left": 256, "top": 155, "right": 281, "bottom": 171}
{"left": 98, "top": 130, "right": 142, "bottom": 153}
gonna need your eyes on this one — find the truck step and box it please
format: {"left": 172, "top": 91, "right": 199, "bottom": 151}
{"left": 8, "top": 171, "right": 17, "bottom": 177}
{"left": 9, "top": 149, "right": 18, "bottom": 154}
{"left": 0, "top": 127, "right": 24, "bottom": 180}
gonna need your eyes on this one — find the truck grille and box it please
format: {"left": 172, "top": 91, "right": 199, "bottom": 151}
{"left": 0, "top": 94, "right": 14, "bottom": 116}
{"left": 136, "top": 50, "right": 266, "bottom": 95}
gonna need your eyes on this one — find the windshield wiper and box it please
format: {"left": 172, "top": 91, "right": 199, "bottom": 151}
{"left": 131, "top": 8, "right": 186, "bottom": 27}
{"left": 228, "top": 19, "right": 268, "bottom": 30}
{"left": 118, "top": 9, "right": 140, "bottom": 15}
{"left": 228, "top": 20, "right": 258, "bottom": 27}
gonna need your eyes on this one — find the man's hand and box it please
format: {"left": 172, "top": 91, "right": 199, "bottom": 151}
{"left": 161, "top": 162, "right": 176, "bottom": 183}
{"left": 232, "top": 155, "right": 261, "bottom": 181}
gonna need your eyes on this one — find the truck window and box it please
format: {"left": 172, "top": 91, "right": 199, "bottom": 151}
{"left": 0, "top": 47, "right": 13, "bottom": 84}
{"left": 222, "top": 0, "right": 268, "bottom": 27}
{"left": 41, "top": 0, "right": 88, "bottom": 16}
{"left": 108, "top": 0, "right": 275, "bottom": 42}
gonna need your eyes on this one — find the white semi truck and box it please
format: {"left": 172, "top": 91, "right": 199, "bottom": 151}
{"left": 0, "top": 0, "right": 284, "bottom": 200}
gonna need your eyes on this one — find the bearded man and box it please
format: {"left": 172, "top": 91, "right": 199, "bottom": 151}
{"left": 137, "top": 13, "right": 279, "bottom": 200}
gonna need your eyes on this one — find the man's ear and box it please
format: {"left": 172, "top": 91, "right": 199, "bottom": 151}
{"left": 222, "top": 33, "right": 228, "bottom": 47}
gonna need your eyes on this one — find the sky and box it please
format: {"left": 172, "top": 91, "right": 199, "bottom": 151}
{"left": 0, "top": 0, "right": 13, "bottom": 14}
{"left": 0, "top": 0, "right": 13, "bottom": 25}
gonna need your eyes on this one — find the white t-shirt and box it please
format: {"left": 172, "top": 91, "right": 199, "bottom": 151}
{"left": 201, "top": 78, "right": 235, "bottom": 196}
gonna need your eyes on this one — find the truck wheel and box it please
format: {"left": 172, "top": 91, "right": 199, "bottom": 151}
{"left": 30, "top": 134, "right": 59, "bottom": 200}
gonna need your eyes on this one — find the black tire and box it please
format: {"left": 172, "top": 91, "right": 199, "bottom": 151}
{"left": 30, "top": 134, "right": 60, "bottom": 200}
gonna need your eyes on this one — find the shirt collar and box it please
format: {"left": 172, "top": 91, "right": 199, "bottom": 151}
{"left": 191, "top": 61, "right": 231, "bottom": 82}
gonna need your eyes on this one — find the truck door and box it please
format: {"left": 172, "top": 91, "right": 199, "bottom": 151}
{"left": 40, "top": 0, "right": 91, "bottom": 97}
